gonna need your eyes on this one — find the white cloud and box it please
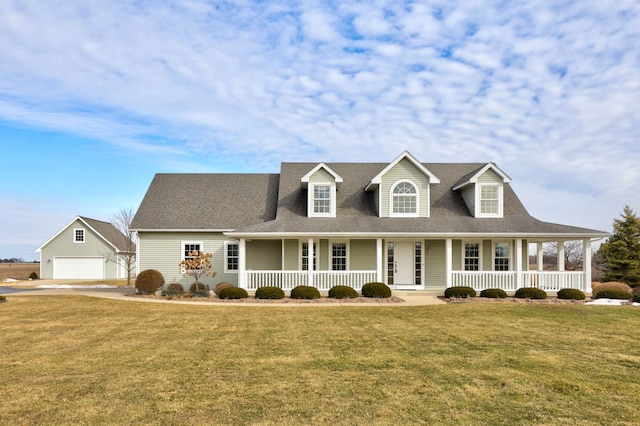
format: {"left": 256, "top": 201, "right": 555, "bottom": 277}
{"left": 0, "top": 0, "right": 639, "bottom": 257}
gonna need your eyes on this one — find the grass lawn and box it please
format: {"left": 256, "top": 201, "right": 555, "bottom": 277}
{"left": 1, "top": 296, "right": 639, "bottom": 425}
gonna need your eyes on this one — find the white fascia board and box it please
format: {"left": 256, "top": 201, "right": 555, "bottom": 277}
{"left": 37, "top": 216, "right": 83, "bottom": 252}
{"left": 452, "top": 162, "right": 512, "bottom": 191}
{"left": 225, "top": 231, "right": 610, "bottom": 239}
{"left": 37, "top": 216, "right": 119, "bottom": 252}
{"left": 132, "top": 229, "right": 236, "bottom": 232}
{"left": 367, "top": 150, "right": 441, "bottom": 188}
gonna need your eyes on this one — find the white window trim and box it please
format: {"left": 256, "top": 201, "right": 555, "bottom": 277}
{"left": 493, "top": 241, "right": 511, "bottom": 271}
{"left": 462, "top": 240, "right": 482, "bottom": 271}
{"left": 181, "top": 241, "right": 203, "bottom": 273}
{"left": 73, "top": 228, "right": 85, "bottom": 243}
{"left": 476, "top": 183, "right": 503, "bottom": 218}
{"left": 389, "top": 179, "right": 420, "bottom": 218}
{"left": 329, "top": 240, "right": 350, "bottom": 271}
{"left": 224, "top": 241, "right": 239, "bottom": 274}
{"left": 308, "top": 182, "right": 336, "bottom": 218}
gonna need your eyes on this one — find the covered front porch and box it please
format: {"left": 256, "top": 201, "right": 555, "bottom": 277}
{"left": 234, "top": 237, "right": 595, "bottom": 293}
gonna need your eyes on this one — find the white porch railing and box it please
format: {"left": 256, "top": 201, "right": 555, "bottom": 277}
{"left": 452, "top": 271, "right": 518, "bottom": 291}
{"left": 522, "top": 271, "right": 585, "bottom": 291}
{"left": 451, "top": 271, "right": 587, "bottom": 292}
{"left": 244, "top": 270, "right": 377, "bottom": 291}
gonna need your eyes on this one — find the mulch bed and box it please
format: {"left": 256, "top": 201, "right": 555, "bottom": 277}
{"left": 127, "top": 293, "right": 405, "bottom": 304}
{"left": 443, "top": 296, "right": 586, "bottom": 304}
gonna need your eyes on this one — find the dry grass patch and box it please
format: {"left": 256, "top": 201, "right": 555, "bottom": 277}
{"left": 0, "top": 263, "right": 39, "bottom": 281}
{"left": 1, "top": 296, "right": 639, "bottom": 425}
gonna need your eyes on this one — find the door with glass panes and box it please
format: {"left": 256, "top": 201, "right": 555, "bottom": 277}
{"left": 387, "top": 241, "right": 422, "bottom": 287}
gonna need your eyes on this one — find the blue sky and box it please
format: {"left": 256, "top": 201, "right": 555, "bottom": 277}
{"left": 1, "top": 0, "right": 639, "bottom": 261}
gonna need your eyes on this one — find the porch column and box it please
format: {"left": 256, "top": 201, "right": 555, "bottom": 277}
{"left": 308, "top": 237, "right": 314, "bottom": 288}
{"left": 583, "top": 239, "right": 592, "bottom": 293}
{"left": 557, "top": 241, "right": 565, "bottom": 272}
{"left": 537, "top": 242, "right": 544, "bottom": 271}
{"left": 445, "top": 238, "right": 452, "bottom": 288}
{"left": 238, "top": 238, "right": 246, "bottom": 289}
{"left": 376, "top": 238, "right": 383, "bottom": 282}
{"left": 515, "top": 239, "right": 523, "bottom": 289}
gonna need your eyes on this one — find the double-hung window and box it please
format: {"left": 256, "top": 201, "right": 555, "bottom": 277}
{"left": 494, "top": 242, "right": 510, "bottom": 271}
{"left": 332, "top": 243, "right": 347, "bottom": 271}
{"left": 313, "top": 185, "right": 331, "bottom": 214}
{"left": 480, "top": 185, "right": 499, "bottom": 216}
{"left": 225, "top": 242, "right": 239, "bottom": 273}
{"left": 464, "top": 242, "right": 480, "bottom": 271}
{"left": 181, "top": 241, "right": 202, "bottom": 273}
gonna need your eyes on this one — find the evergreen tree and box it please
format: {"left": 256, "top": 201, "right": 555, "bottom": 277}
{"left": 598, "top": 205, "right": 640, "bottom": 286}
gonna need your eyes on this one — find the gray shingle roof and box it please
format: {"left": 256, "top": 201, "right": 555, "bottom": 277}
{"left": 131, "top": 164, "right": 607, "bottom": 238}
{"left": 80, "top": 216, "right": 134, "bottom": 252}
{"left": 130, "top": 173, "right": 279, "bottom": 230}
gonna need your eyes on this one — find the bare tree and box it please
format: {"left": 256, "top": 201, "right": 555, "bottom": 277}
{"left": 105, "top": 207, "right": 137, "bottom": 286}
{"left": 543, "top": 241, "right": 584, "bottom": 271}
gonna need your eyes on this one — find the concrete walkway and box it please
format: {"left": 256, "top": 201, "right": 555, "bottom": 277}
{"left": 1, "top": 282, "right": 446, "bottom": 307}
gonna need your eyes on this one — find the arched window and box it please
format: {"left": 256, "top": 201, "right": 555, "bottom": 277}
{"left": 391, "top": 181, "right": 418, "bottom": 216}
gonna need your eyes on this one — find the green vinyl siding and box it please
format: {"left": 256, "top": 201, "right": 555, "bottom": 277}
{"left": 478, "top": 169, "right": 502, "bottom": 183}
{"left": 460, "top": 186, "right": 475, "bottom": 216}
{"left": 246, "top": 240, "right": 282, "bottom": 270}
{"left": 137, "top": 232, "right": 236, "bottom": 287}
{"left": 309, "top": 168, "right": 334, "bottom": 183}
{"left": 483, "top": 240, "right": 492, "bottom": 271}
{"left": 283, "top": 239, "right": 298, "bottom": 270}
{"left": 319, "top": 239, "right": 329, "bottom": 270}
{"left": 349, "top": 239, "right": 376, "bottom": 270}
{"left": 452, "top": 240, "right": 462, "bottom": 270}
{"left": 39, "top": 218, "right": 119, "bottom": 279}
{"left": 425, "top": 239, "right": 446, "bottom": 289}
{"left": 380, "top": 157, "right": 430, "bottom": 217}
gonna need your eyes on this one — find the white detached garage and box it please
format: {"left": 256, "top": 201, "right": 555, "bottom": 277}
{"left": 37, "top": 216, "right": 134, "bottom": 280}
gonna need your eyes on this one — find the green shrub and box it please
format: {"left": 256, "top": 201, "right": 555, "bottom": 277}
{"left": 557, "top": 288, "right": 585, "bottom": 300}
{"left": 290, "top": 285, "right": 321, "bottom": 300}
{"left": 219, "top": 287, "right": 248, "bottom": 299}
{"left": 361, "top": 282, "right": 392, "bottom": 298}
{"left": 189, "top": 282, "right": 209, "bottom": 294}
{"left": 444, "top": 286, "right": 477, "bottom": 299}
{"left": 479, "top": 288, "right": 507, "bottom": 299}
{"left": 255, "top": 286, "right": 285, "bottom": 300}
{"left": 163, "top": 283, "right": 184, "bottom": 297}
{"left": 0, "top": 295, "right": 6, "bottom": 303}
{"left": 29, "top": 271, "right": 39, "bottom": 280}
{"left": 214, "top": 282, "right": 234, "bottom": 297}
{"left": 633, "top": 293, "right": 640, "bottom": 304}
{"left": 135, "top": 269, "right": 165, "bottom": 294}
{"left": 328, "top": 285, "right": 359, "bottom": 299}
{"left": 514, "top": 287, "right": 547, "bottom": 299}
{"left": 594, "top": 289, "right": 632, "bottom": 300}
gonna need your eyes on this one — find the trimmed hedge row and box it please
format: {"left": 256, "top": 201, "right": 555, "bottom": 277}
{"left": 557, "top": 288, "right": 585, "bottom": 300}
{"left": 255, "top": 286, "right": 285, "bottom": 300}
{"left": 480, "top": 288, "right": 508, "bottom": 299}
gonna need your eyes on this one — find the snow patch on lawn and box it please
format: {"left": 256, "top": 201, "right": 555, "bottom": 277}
{"left": 585, "top": 298, "right": 640, "bottom": 306}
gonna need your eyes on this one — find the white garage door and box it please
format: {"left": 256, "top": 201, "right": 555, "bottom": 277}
{"left": 53, "top": 257, "right": 105, "bottom": 280}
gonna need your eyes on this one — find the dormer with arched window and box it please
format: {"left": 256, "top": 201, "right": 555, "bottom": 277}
{"left": 365, "top": 151, "right": 440, "bottom": 218}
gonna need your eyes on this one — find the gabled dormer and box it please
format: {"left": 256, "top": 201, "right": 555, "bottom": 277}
{"left": 301, "top": 163, "right": 343, "bottom": 218}
{"left": 452, "top": 163, "right": 512, "bottom": 218}
{"left": 365, "top": 151, "right": 440, "bottom": 218}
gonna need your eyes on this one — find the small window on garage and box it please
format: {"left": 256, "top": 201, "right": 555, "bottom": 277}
{"left": 74, "top": 228, "right": 85, "bottom": 243}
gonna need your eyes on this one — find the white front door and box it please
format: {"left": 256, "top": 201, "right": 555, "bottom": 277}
{"left": 394, "top": 242, "right": 415, "bottom": 285}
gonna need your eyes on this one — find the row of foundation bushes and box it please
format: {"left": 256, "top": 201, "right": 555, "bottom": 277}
{"left": 444, "top": 286, "right": 588, "bottom": 301}
{"left": 136, "top": 271, "right": 391, "bottom": 300}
